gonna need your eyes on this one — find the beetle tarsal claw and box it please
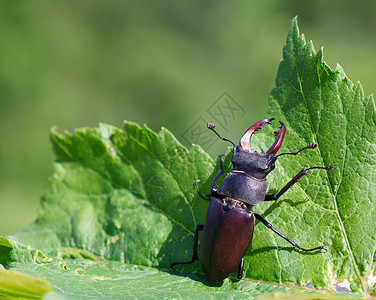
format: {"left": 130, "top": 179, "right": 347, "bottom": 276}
{"left": 307, "top": 142, "right": 318, "bottom": 149}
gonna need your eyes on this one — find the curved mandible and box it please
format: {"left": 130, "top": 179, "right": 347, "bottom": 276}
{"left": 266, "top": 121, "right": 286, "bottom": 154}
{"left": 240, "top": 118, "right": 274, "bottom": 152}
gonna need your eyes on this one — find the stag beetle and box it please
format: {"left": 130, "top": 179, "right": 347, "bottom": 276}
{"left": 170, "top": 119, "right": 333, "bottom": 281}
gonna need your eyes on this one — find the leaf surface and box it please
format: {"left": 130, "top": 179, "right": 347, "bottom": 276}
{"left": 17, "top": 122, "right": 215, "bottom": 270}
{"left": 260, "top": 17, "right": 376, "bottom": 293}
{"left": 10, "top": 259, "right": 300, "bottom": 300}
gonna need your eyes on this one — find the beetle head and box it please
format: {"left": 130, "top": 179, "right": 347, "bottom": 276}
{"left": 234, "top": 119, "right": 286, "bottom": 179}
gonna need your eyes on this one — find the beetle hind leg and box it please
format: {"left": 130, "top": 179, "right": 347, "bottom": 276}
{"left": 169, "top": 224, "right": 204, "bottom": 271}
{"left": 254, "top": 214, "right": 326, "bottom": 252}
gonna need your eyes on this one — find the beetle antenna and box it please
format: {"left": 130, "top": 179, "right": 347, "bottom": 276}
{"left": 276, "top": 142, "right": 317, "bottom": 157}
{"left": 207, "top": 123, "right": 235, "bottom": 146}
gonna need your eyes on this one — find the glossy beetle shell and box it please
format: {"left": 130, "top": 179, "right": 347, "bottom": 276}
{"left": 217, "top": 171, "right": 268, "bottom": 206}
{"left": 199, "top": 197, "right": 255, "bottom": 281}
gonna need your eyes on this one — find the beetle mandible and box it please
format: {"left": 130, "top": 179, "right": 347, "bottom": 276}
{"left": 170, "top": 118, "right": 333, "bottom": 281}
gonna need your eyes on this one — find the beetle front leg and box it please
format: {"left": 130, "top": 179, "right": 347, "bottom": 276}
{"left": 210, "top": 154, "right": 225, "bottom": 194}
{"left": 194, "top": 154, "right": 225, "bottom": 200}
{"left": 169, "top": 224, "right": 204, "bottom": 270}
{"left": 254, "top": 214, "right": 326, "bottom": 251}
{"left": 265, "top": 166, "right": 334, "bottom": 201}
{"left": 193, "top": 180, "right": 210, "bottom": 200}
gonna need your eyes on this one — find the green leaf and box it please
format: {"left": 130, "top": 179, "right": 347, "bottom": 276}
{"left": 2, "top": 17, "right": 375, "bottom": 298}
{"left": 0, "top": 236, "right": 48, "bottom": 268}
{"left": 0, "top": 269, "right": 51, "bottom": 299}
{"left": 8, "top": 259, "right": 294, "bottom": 299}
{"left": 261, "top": 17, "right": 376, "bottom": 293}
{"left": 10, "top": 259, "right": 361, "bottom": 300}
{"left": 16, "top": 122, "right": 216, "bottom": 270}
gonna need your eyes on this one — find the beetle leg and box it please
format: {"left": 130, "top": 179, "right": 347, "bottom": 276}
{"left": 237, "top": 257, "right": 244, "bottom": 279}
{"left": 211, "top": 168, "right": 225, "bottom": 192}
{"left": 264, "top": 166, "right": 335, "bottom": 201}
{"left": 254, "top": 214, "right": 326, "bottom": 251}
{"left": 169, "top": 224, "right": 204, "bottom": 271}
{"left": 194, "top": 155, "right": 225, "bottom": 200}
{"left": 210, "top": 154, "right": 225, "bottom": 193}
{"left": 194, "top": 180, "right": 210, "bottom": 200}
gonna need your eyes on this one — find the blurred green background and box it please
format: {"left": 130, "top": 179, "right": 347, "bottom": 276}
{"left": 1, "top": 1, "right": 376, "bottom": 236}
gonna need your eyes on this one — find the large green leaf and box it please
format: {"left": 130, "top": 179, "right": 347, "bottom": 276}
{"left": 16, "top": 122, "right": 215, "bottom": 270}
{"left": 10, "top": 259, "right": 300, "bottom": 299}
{"left": 2, "top": 18, "right": 375, "bottom": 298}
{"left": 262, "top": 17, "right": 376, "bottom": 293}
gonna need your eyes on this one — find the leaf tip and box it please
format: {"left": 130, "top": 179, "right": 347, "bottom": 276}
{"left": 288, "top": 16, "right": 300, "bottom": 39}
{"left": 292, "top": 15, "right": 298, "bottom": 26}
{"left": 316, "top": 46, "right": 324, "bottom": 61}
{"left": 284, "top": 17, "right": 307, "bottom": 58}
